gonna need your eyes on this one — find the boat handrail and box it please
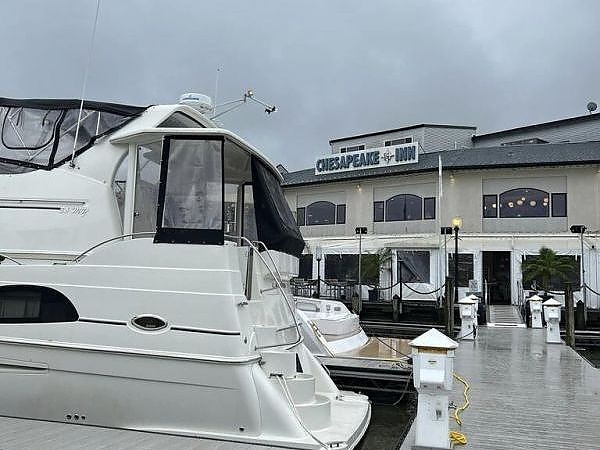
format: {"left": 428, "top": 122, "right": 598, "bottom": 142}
{"left": 225, "top": 234, "right": 302, "bottom": 350}
{"left": 73, "top": 232, "right": 156, "bottom": 263}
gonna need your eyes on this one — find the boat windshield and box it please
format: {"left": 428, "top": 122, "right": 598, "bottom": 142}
{"left": 152, "top": 135, "right": 305, "bottom": 257}
{"left": 0, "top": 98, "right": 145, "bottom": 170}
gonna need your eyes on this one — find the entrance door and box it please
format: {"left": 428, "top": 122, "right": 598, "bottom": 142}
{"left": 483, "top": 251, "right": 511, "bottom": 305}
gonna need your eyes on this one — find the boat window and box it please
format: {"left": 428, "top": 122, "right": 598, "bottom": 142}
{"left": 0, "top": 285, "right": 78, "bottom": 323}
{"left": 133, "top": 141, "right": 162, "bottom": 234}
{"left": 158, "top": 112, "right": 204, "bottom": 128}
{"left": 113, "top": 153, "right": 128, "bottom": 228}
{"left": 224, "top": 140, "right": 253, "bottom": 239}
{"left": 154, "top": 137, "right": 224, "bottom": 244}
{"left": 0, "top": 100, "right": 144, "bottom": 169}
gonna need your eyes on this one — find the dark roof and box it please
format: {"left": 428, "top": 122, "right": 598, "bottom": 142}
{"left": 281, "top": 141, "right": 600, "bottom": 187}
{"left": 473, "top": 113, "right": 600, "bottom": 141}
{"left": 329, "top": 123, "right": 477, "bottom": 144}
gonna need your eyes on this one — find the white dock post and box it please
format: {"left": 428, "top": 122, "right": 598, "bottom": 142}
{"left": 458, "top": 297, "right": 477, "bottom": 341}
{"left": 409, "top": 329, "right": 459, "bottom": 450}
{"left": 529, "top": 295, "right": 543, "bottom": 329}
{"left": 542, "top": 298, "right": 562, "bottom": 344}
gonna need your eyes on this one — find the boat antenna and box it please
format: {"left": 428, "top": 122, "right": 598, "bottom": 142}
{"left": 211, "top": 89, "right": 277, "bottom": 120}
{"left": 213, "top": 67, "right": 221, "bottom": 117}
{"left": 70, "top": 0, "right": 101, "bottom": 169}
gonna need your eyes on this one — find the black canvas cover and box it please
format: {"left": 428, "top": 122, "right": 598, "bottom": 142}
{"left": 251, "top": 156, "right": 305, "bottom": 257}
{"left": 0, "top": 97, "right": 147, "bottom": 170}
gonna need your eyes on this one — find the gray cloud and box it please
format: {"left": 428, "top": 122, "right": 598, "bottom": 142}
{"left": 3, "top": 1, "right": 599, "bottom": 170}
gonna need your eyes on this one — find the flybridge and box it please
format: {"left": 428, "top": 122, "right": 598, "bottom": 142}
{"left": 315, "top": 142, "right": 418, "bottom": 175}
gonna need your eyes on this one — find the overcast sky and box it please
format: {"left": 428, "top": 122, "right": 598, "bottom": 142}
{"left": 3, "top": 1, "right": 600, "bottom": 170}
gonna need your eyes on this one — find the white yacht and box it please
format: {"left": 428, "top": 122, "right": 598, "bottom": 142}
{"left": 0, "top": 95, "right": 370, "bottom": 449}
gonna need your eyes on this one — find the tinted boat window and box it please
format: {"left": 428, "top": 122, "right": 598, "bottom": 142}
{"left": 133, "top": 141, "right": 162, "bottom": 234}
{"left": 0, "top": 285, "right": 78, "bottom": 323}
{"left": 158, "top": 112, "right": 204, "bottom": 128}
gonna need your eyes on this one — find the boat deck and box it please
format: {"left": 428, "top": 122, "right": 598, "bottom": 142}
{"left": 402, "top": 326, "right": 600, "bottom": 449}
{"left": 0, "top": 416, "right": 280, "bottom": 450}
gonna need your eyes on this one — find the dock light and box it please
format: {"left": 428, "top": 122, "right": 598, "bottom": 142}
{"left": 451, "top": 217, "right": 462, "bottom": 338}
{"left": 570, "top": 225, "right": 587, "bottom": 316}
{"left": 315, "top": 246, "right": 323, "bottom": 298}
{"left": 355, "top": 227, "right": 367, "bottom": 315}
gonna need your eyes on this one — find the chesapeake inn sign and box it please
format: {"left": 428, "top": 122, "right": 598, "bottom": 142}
{"left": 314, "top": 142, "right": 418, "bottom": 175}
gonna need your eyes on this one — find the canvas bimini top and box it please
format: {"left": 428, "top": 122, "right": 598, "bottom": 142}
{"left": 0, "top": 97, "right": 147, "bottom": 170}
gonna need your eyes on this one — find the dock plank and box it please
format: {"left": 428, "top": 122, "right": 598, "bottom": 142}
{"left": 402, "top": 327, "right": 600, "bottom": 449}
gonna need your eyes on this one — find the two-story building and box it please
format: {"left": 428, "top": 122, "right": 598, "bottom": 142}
{"left": 281, "top": 113, "right": 600, "bottom": 308}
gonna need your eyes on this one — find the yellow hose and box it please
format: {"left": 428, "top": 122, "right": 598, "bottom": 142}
{"left": 449, "top": 372, "right": 470, "bottom": 445}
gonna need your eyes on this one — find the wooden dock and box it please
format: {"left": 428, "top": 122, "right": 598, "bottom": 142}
{"left": 401, "top": 326, "right": 600, "bottom": 449}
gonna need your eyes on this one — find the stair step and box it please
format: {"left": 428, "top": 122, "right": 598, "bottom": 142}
{"left": 295, "top": 394, "right": 331, "bottom": 430}
{"left": 285, "top": 373, "right": 316, "bottom": 404}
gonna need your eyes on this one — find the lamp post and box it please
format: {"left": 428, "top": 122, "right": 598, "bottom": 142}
{"left": 570, "top": 224, "right": 587, "bottom": 319}
{"left": 452, "top": 217, "right": 462, "bottom": 335}
{"left": 441, "top": 227, "right": 453, "bottom": 278}
{"left": 355, "top": 227, "right": 368, "bottom": 314}
{"left": 315, "top": 245, "right": 323, "bottom": 298}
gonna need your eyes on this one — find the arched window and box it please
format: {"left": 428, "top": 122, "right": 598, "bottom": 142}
{"left": 499, "top": 188, "right": 549, "bottom": 218}
{"left": 385, "top": 194, "right": 422, "bottom": 221}
{"left": 0, "top": 285, "right": 78, "bottom": 323}
{"left": 306, "top": 201, "right": 336, "bottom": 225}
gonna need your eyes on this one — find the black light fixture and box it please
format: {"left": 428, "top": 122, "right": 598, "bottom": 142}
{"left": 315, "top": 246, "right": 323, "bottom": 298}
{"left": 441, "top": 226, "right": 453, "bottom": 235}
{"left": 355, "top": 227, "right": 367, "bottom": 314}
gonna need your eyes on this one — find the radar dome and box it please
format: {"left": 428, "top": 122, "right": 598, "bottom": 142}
{"left": 178, "top": 93, "right": 213, "bottom": 115}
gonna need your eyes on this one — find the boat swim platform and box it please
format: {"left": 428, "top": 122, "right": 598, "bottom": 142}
{"left": 0, "top": 416, "right": 283, "bottom": 450}
{"left": 401, "top": 326, "right": 600, "bottom": 450}
{"left": 318, "top": 337, "right": 413, "bottom": 396}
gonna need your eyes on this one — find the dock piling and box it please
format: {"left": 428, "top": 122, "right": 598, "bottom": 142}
{"left": 564, "top": 283, "right": 575, "bottom": 349}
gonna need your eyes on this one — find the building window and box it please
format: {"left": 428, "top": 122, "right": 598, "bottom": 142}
{"left": 397, "top": 251, "right": 430, "bottom": 283}
{"left": 385, "top": 194, "right": 423, "bottom": 221}
{"left": 336, "top": 204, "right": 346, "bottom": 224}
{"left": 551, "top": 193, "right": 567, "bottom": 217}
{"left": 385, "top": 137, "right": 412, "bottom": 146}
{"left": 296, "top": 207, "right": 306, "bottom": 226}
{"left": 306, "top": 201, "right": 336, "bottom": 225}
{"left": 448, "top": 254, "right": 474, "bottom": 287}
{"left": 0, "top": 285, "right": 78, "bottom": 323}
{"left": 483, "top": 194, "right": 498, "bottom": 218}
{"left": 499, "top": 188, "right": 549, "bottom": 218}
{"left": 373, "top": 201, "right": 384, "bottom": 222}
{"left": 324, "top": 254, "right": 379, "bottom": 284}
{"left": 424, "top": 197, "right": 436, "bottom": 220}
{"left": 298, "top": 254, "right": 313, "bottom": 279}
{"left": 339, "top": 144, "right": 365, "bottom": 153}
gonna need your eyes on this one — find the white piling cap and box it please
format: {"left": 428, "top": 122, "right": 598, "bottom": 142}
{"left": 458, "top": 296, "right": 477, "bottom": 304}
{"left": 529, "top": 294, "right": 543, "bottom": 301}
{"left": 409, "top": 328, "right": 458, "bottom": 350}
{"left": 542, "top": 298, "right": 561, "bottom": 307}
{"left": 468, "top": 294, "right": 479, "bottom": 300}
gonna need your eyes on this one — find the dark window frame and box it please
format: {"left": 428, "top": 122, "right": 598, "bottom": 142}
{"left": 385, "top": 194, "right": 423, "bottom": 222}
{"left": 336, "top": 204, "right": 346, "bottom": 224}
{"left": 373, "top": 201, "right": 384, "bottom": 222}
{"left": 154, "top": 135, "right": 225, "bottom": 245}
{"left": 551, "top": 193, "right": 567, "bottom": 217}
{"left": 499, "top": 188, "right": 550, "bottom": 218}
{"left": 384, "top": 137, "right": 412, "bottom": 146}
{"left": 483, "top": 194, "right": 498, "bottom": 218}
{"left": 296, "top": 207, "right": 306, "bottom": 226}
{"left": 423, "top": 197, "right": 436, "bottom": 220}
{"left": 305, "top": 201, "right": 337, "bottom": 226}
